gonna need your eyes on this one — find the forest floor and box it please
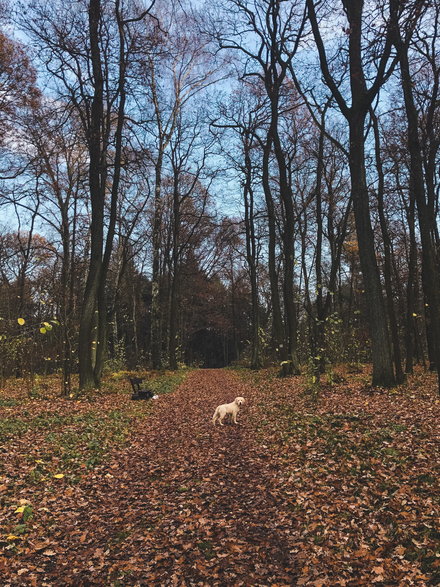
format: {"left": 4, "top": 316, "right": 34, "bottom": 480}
{"left": 0, "top": 366, "right": 439, "bottom": 586}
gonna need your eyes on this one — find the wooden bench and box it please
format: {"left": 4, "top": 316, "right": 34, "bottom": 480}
{"left": 129, "top": 377, "right": 154, "bottom": 400}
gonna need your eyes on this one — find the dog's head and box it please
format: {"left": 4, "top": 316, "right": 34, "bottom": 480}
{"left": 234, "top": 397, "right": 245, "bottom": 406}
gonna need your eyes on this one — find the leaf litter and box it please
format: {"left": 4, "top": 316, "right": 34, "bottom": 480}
{"left": 0, "top": 367, "right": 439, "bottom": 585}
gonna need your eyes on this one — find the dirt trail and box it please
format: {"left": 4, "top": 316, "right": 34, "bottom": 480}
{"left": 15, "top": 369, "right": 298, "bottom": 586}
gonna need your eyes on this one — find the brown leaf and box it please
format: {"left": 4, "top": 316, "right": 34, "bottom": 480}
{"left": 372, "top": 566, "right": 385, "bottom": 575}
{"left": 42, "top": 550, "right": 57, "bottom": 557}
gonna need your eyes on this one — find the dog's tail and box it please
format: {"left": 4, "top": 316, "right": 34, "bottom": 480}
{"left": 212, "top": 408, "right": 218, "bottom": 424}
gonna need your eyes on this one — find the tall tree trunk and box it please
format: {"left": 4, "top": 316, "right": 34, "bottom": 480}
{"left": 168, "top": 175, "right": 180, "bottom": 371}
{"left": 307, "top": 0, "right": 397, "bottom": 386}
{"left": 394, "top": 15, "right": 440, "bottom": 391}
{"left": 93, "top": 0, "right": 127, "bottom": 384}
{"left": 271, "top": 117, "right": 300, "bottom": 374}
{"left": 132, "top": 280, "right": 140, "bottom": 367}
{"left": 243, "top": 133, "right": 261, "bottom": 370}
{"left": 349, "top": 114, "right": 395, "bottom": 386}
{"left": 60, "top": 203, "right": 72, "bottom": 396}
{"left": 262, "top": 141, "right": 284, "bottom": 358}
{"left": 151, "top": 151, "right": 163, "bottom": 370}
{"left": 79, "top": 0, "right": 104, "bottom": 390}
{"left": 404, "top": 197, "right": 417, "bottom": 373}
{"left": 168, "top": 277, "right": 179, "bottom": 370}
{"left": 371, "top": 108, "right": 404, "bottom": 383}
{"left": 313, "top": 110, "right": 326, "bottom": 379}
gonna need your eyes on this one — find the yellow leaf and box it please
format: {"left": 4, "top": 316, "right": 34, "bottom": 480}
{"left": 14, "top": 506, "right": 25, "bottom": 513}
{"left": 6, "top": 535, "right": 20, "bottom": 541}
{"left": 40, "top": 327, "right": 47, "bottom": 334}
{"left": 53, "top": 474, "right": 64, "bottom": 479}
{"left": 17, "top": 318, "right": 25, "bottom": 325}
{"left": 35, "top": 460, "right": 44, "bottom": 464}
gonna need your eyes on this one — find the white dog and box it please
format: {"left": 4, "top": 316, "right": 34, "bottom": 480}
{"left": 212, "top": 397, "right": 245, "bottom": 426}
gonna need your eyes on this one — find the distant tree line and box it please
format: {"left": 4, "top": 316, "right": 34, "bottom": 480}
{"left": 0, "top": 0, "right": 439, "bottom": 394}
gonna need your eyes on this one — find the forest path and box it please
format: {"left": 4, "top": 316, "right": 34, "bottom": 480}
{"left": 19, "top": 369, "right": 299, "bottom": 586}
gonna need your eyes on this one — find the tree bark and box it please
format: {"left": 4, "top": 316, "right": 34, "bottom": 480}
{"left": 307, "top": 0, "right": 396, "bottom": 386}
{"left": 261, "top": 140, "right": 284, "bottom": 357}
{"left": 404, "top": 196, "right": 417, "bottom": 373}
{"left": 393, "top": 9, "right": 440, "bottom": 391}
{"left": 371, "top": 108, "right": 404, "bottom": 383}
{"left": 243, "top": 132, "right": 261, "bottom": 370}
{"left": 168, "top": 170, "right": 180, "bottom": 371}
{"left": 78, "top": 0, "right": 104, "bottom": 390}
{"left": 93, "top": 0, "right": 127, "bottom": 385}
{"left": 348, "top": 115, "right": 395, "bottom": 386}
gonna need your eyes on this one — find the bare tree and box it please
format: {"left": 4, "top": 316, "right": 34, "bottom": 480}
{"left": 391, "top": 0, "right": 440, "bottom": 392}
{"left": 20, "top": 0, "right": 156, "bottom": 389}
{"left": 138, "top": 1, "right": 226, "bottom": 369}
{"left": 306, "top": 0, "right": 398, "bottom": 386}
{"left": 210, "top": 0, "right": 307, "bottom": 374}
{"left": 166, "top": 107, "right": 215, "bottom": 370}
{"left": 211, "top": 84, "right": 267, "bottom": 369}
